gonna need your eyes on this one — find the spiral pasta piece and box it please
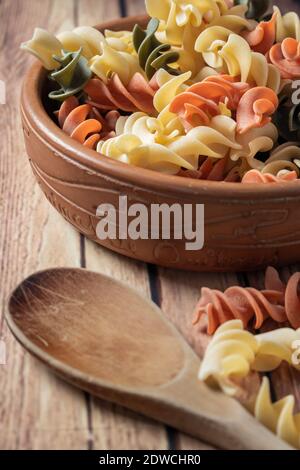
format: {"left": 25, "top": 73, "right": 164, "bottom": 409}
{"left": 274, "top": 6, "right": 300, "bottom": 42}
{"left": 253, "top": 327, "right": 300, "bottom": 372}
{"left": 133, "top": 18, "right": 179, "bottom": 79}
{"left": 153, "top": 69, "right": 191, "bottom": 114}
{"left": 168, "top": 116, "right": 277, "bottom": 167}
{"left": 198, "top": 320, "right": 300, "bottom": 448}
{"left": 254, "top": 377, "right": 300, "bottom": 449}
{"left": 231, "top": 122, "right": 278, "bottom": 165}
{"left": 115, "top": 112, "right": 183, "bottom": 146}
{"left": 98, "top": 135, "right": 195, "bottom": 173}
{"left": 242, "top": 169, "right": 298, "bottom": 183}
{"left": 165, "top": 115, "right": 242, "bottom": 164}
{"left": 21, "top": 27, "right": 63, "bottom": 70}
{"left": 194, "top": 267, "right": 300, "bottom": 335}
{"left": 104, "top": 29, "right": 134, "bottom": 54}
{"left": 268, "top": 38, "right": 300, "bottom": 79}
{"left": 178, "top": 156, "right": 242, "bottom": 181}
{"left": 56, "top": 26, "right": 106, "bottom": 58}
{"left": 261, "top": 142, "right": 300, "bottom": 177}
{"left": 236, "top": 86, "right": 278, "bottom": 134}
{"left": 98, "top": 113, "right": 236, "bottom": 172}
{"left": 145, "top": 0, "right": 248, "bottom": 46}
{"left": 198, "top": 320, "right": 259, "bottom": 395}
{"left": 58, "top": 27, "right": 142, "bottom": 84}
{"left": 98, "top": 114, "right": 262, "bottom": 173}
{"left": 57, "top": 96, "right": 120, "bottom": 149}
{"left": 169, "top": 74, "right": 250, "bottom": 130}
{"left": 242, "top": 12, "right": 277, "bottom": 55}
{"left": 85, "top": 73, "right": 157, "bottom": 115}
{"left": 199, "top": 319, "right": 300, "bottom": 393}
{"left": 21, "top": 26, "right": 106, "bottom": 68}
{"left": 195, "top": 26, "right": 281, "bottom": 92}
{"left": 199, "top": 320, "right": 300, "bottom": 386}
{"left": 21, "top": 25, "right": 142, "bottom": 87}
{"left": 89, "top": 42, "right": 142, "bottom": 86}
{"left": 48, "top": 49, "right": 92, "bottom": 101}
{"left": 97, "top": 111, "right": 193, "bottom": 173}
{"left": 57, "top": 97, "right": 102, "bottom": 149}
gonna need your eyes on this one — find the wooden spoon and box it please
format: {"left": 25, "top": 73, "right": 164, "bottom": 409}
{"left": 6, "top": 268, "right": 291, "bottom": 450}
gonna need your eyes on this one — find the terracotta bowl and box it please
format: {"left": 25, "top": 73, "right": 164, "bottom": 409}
{"left": 21, "top": 15, "right": 300, "bottom": 272}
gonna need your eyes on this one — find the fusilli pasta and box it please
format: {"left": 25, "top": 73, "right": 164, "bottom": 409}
{"left": 195, "top": 26, "right": 281, "bottom": 92}
{"left": 49, "top": 49, "right": 92, "bottom": 101}
{"left": 236, "top": 86, "right": 278, "bottom": 134}
{"left": 21, "top": 28, "right": 63, "bottom": 70}
{"left": 169, "top": 74, "right": 249, "bottom": 130}
{"left": 178, "top": 156, "right": 242, "bottom": 181}
{"left": 194, "top": 266, "right": 300, "bottom": 335}
{"left": 57, "top": 96, "right": 119, "bottom": 149}
{"left": 254, "top": 377, "right": 300, "bottom": 449}
{"left": 97, "top": 113, "right": 278, "bottom": 175}
{"left": 104, "top": 29, "right": 134, "bottom": 53}
{"left": 261, "top": 142, "right": 300, "bottom": 176}
{"left": 198, "top": 318, "right": 300, "bottom": 448}
{"left": 85, "top": 73, "right": 157, "bottom": 114}
{"left": 57, "top": 97, "right": 102, "bottom": 149}
{"left": 242, "top": 12, "right": 276, "bottom": 55}
{"left": 145, "top": 0, "right": 248, "bottom": 46}
{"left": 242, "top": 169, "right": 298, "bottom": 183}
{"left": 89, "top": 42, "right": 142, "bottom": 86}
{"left": 21, "top": 25, "right": 142, "bottom": 86}
{"left": 57, "top": 26, "right": 105, "bottom": 58}
{"left": 198, "top": 319, "right": 300, "bottom": 394}
{"left": 133, "top": 18, "right": 179, "bottom": 79}
{"left": 274, "top": 6, "right": 300, "bottom": 42}
{"left": 97, "top": 111, "right": 193, "bottom": 173}
{"left": 268, "top": 38, "right": 300, "bottom": 79}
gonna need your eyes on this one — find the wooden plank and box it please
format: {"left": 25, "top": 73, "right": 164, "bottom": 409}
{"left": 157, "top": 268, "right": 239, "bottom": 449}
{"left": 77, "top": 0, "right": 120, "bottom": 25}
{"left": 83, "top": 241, "right": 169, "bottom": 449}
{"left": 126, "top": 0, "right": 146, "bottom": 15}
{"left": 122, "top": 0, "right": 228, "bottom": 450}
{"left": 1, "top": 0, "right": 298, "bottom": 452}
{"left": 78, "top": 0, "right": 169, "bottom": 450}
{"left": 0, "top": 0, "right": 92, "bottom": 450}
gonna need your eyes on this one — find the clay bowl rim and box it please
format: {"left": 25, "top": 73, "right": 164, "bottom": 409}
{"left": 21, "top": 14, "right": 300, "bottom": 201}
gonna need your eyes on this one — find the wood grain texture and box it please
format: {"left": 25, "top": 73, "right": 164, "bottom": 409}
{"left": 78, "top": 0, "right": 169, "bottom": 450}
{"left": 0, "top": 0, "right": 92, "bottom": 450}
{"left": 1, "top": 0, "right": 300, "bottom": 451}
{"left": 83, "top": 241, "right": 169, "bottom": 450}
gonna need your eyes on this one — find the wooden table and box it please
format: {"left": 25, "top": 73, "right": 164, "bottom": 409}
{"left": 1, "top": 0, "right": 300, "bottom": 450}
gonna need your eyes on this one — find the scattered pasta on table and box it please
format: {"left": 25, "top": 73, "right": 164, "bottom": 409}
{"left": 196, "top": 267, "right": 300, "bottom": 449}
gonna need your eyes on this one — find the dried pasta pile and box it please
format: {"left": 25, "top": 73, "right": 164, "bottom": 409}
{"left": 196, "top": 267, "right": 300, "bottom": 448}
{"left": 22, "top": 0, "right": 300, "bottom": 182}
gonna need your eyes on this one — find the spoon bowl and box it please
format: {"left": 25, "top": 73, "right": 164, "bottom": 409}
{"left": 6, "top": 268, "right": 292, "bottom": 450}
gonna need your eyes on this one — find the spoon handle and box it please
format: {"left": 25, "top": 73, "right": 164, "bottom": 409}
{"left": 73, "top": 355, "right": 291, "bottom": 450}
{"left": 143, "top": 359, "right": 292, "bottom": 450}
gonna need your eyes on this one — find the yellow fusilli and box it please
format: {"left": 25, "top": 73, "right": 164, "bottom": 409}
{"left": 254, "top": 377, "right": 300, "bottom": 449}
{"left": 199, "top": 319, "right": 300, "bottom": 395}
{"left": 195, "top": 27, "right": 281, "bottom": 92}
{"left": 274, "top": 6, "right": 300, "bottom": 42}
